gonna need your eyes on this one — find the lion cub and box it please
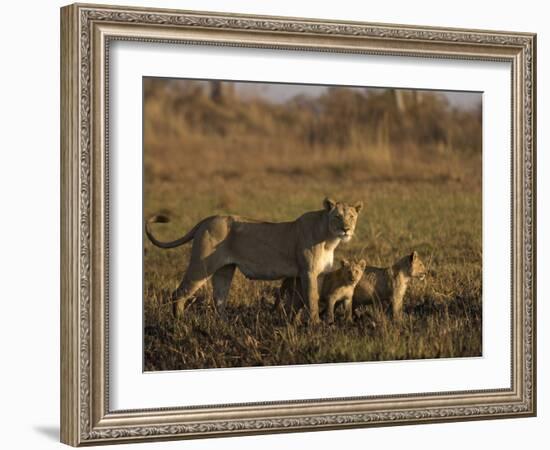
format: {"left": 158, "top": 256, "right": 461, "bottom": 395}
{"left": 280, "top": 258, "right": 366, "bottom": 323}
{"left": 353, "top": 251, "right": 426, "bottom": 320}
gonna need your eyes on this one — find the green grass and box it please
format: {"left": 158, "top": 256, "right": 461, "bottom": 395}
{"left": 144, "top": 181, "right": 482, "bottom": 371}
{"left": 143, "top": 79, "right": 482, "bottom": 371}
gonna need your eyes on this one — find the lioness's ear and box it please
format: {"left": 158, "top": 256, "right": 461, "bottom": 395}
{"left": 340, "top": 258, "right": 350, "bottom": 268}
{"left": 359, "top": 259, "right": 367, "bottom": 269}
{"left": 353, "top": 201, "right": 364, "bottom": 213}
{"left": 324, "top": 197, "right": 336, "bottom": 211}
{"left": 410, "top": 251, "right": 418, "bottom": 262}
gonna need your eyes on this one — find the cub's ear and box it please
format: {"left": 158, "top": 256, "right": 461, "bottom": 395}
{"left": 410, "top": 251, "right": 418, "bottom": 262}
{"left": 358, "top": 259, "right": 367, "bottom": 270}
{"left": 340, "top": 258, "right": 350, "bottom": 268}
{"left": 324, "top": 197, "right": 336, "bottom": 211}
{"left": 353, "top": 201, "right": 364, "bottom": 213}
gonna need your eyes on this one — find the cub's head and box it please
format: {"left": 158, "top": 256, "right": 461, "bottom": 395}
{"left": 340, "top": 258, "right": 367, "bottom": 285}
{"left": 405, "top": 251, "right": 426, "bottom": 280}
{"left": 324, "top": 198, "right": 363, "bottom": 242}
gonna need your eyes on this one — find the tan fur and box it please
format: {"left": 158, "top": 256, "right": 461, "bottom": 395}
{"left": 353, "top": 251, "right": 426, "bottom": 320}
{"left": 145, "top": 198, "right": 363, "bottom": 322}
{"left": 279, "top": 258, "right": 366, "bottom": 323}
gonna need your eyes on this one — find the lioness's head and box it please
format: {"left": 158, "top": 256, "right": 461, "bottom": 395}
{"left": 340, "top": 258, "right": 367, "bottom": 285}
{"left": 324, "top": 198, "right": 363, "bottom": 242}
{"left": 405, "top": 251, "right": 426, "bottom": 280}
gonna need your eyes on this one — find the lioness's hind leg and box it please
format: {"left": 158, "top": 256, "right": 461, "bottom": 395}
{"left": 212, "top": 265, "right": 236, "bottom": 318}
{"left": 171, "top": 278, "right": 207, "bottom": 318}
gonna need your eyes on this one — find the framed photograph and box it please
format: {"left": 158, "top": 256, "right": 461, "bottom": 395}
{"left": 60, "top": 3, "right": 536, "bottom": 446}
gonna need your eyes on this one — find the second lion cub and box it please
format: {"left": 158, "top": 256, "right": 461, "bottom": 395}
{"left": 280, "top": 258, "right": 366, "bottom": 323}
{"left": 353, "top": 251, "right": 426, "bottom": 320}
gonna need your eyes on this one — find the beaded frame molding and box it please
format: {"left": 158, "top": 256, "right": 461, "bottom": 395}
{"left": 60, "top": 3, "right": 536, "bottom": 446}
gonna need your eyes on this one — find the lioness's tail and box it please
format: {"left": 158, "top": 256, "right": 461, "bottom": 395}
{"left": 145, "top": 214, "right": 202, "bottom": 249}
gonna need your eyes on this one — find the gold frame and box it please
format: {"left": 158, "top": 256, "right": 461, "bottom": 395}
{"left": 60, "top": 3, "right": 537, "bottom": 446}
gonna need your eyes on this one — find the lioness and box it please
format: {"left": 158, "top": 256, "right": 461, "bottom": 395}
{"left": 353, "top": 251, "right": 426, "bottom": 320}
{"left": 145, "top": 198, "right": 363, "bottom": 322}
{"left": 280, "top": 258, "right": 366, "bottom": 323}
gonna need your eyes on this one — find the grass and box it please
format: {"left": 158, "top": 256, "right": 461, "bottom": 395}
{"left": 143, "top": 80, "right": 482, "bottom": 371}
{"left": 143, "top": 160, "right": 482, "bottom": 371}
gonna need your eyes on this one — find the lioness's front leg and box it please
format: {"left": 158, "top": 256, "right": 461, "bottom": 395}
{"left": 302, "top": 271, "right": 320, "bottom": 324}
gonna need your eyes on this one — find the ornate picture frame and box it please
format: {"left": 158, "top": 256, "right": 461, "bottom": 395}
{"left": 60, "top": 3, "right": 536, "bottom": 446}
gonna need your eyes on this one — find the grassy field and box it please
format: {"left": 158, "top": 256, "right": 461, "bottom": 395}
{"left": 143, "top": 80, "right": 482, "bottom": 371}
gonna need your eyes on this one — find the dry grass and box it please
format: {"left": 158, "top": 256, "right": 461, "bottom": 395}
{"left": 143, "top": 79, "right": 482, "bottom": 371}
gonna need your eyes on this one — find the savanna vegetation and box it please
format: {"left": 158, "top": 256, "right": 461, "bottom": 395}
{"left": 143, "top": 78, "right": 482, "bottom": 371}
